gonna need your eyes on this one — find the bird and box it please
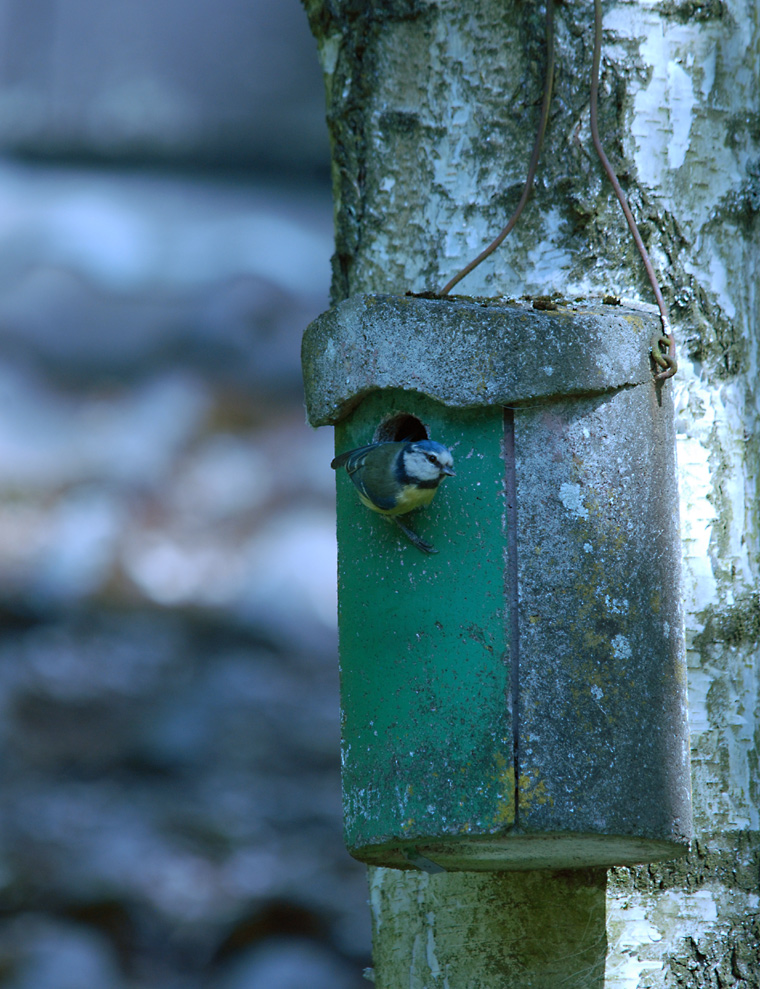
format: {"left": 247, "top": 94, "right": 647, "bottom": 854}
{"left": 331, "top": 438, "right": 455, "bottom": 554}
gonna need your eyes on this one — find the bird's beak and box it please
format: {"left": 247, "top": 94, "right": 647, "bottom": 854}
{"left": 442, "top": 466, "right": 456, "bottom": 476}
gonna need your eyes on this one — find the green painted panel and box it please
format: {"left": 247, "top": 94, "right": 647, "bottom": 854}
{"left": 335, "top": 389, "right": 513, "bottom": 860}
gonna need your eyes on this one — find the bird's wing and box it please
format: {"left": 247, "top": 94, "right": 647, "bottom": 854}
{"left": 330, "top": 443, "right": 380, "bottom": 473}
{"left": 332, "top": 442, "right": 407, "bottom": 512}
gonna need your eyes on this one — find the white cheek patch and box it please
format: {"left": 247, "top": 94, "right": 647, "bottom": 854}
{"left": 404, "top": 452, "right": 437, "bottom": 480}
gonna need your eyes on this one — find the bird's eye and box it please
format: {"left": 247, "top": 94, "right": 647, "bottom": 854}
{"left": 426, "top": 454, "right": 437, "bottom": 464}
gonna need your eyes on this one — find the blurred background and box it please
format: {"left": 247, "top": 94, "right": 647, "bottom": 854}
{"left": 0, "top": 1, "right": 372, "bottom": 986}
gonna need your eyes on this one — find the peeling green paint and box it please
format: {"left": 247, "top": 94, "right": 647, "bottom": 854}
{"left": 336, "top": 389, "right": 514, "bottom": 863}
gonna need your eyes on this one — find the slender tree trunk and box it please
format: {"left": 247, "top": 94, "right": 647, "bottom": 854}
{"left": 303, "top": 0, "right": 760, "bottom": 984}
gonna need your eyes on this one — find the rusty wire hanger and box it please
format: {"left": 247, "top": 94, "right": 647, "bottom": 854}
{"left": 589, "top": 0, "right": 676, "bottom": 379}
{"left": 436, "top": 0, "right": 677, "bottom": 380}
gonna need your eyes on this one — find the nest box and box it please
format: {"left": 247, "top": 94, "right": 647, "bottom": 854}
{"left": 302, "top": 294, "right": 691, "bottom": 871}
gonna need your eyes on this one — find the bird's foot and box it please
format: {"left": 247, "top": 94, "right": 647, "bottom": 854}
{"left": 393, "top": 517, "right": 437, "bottom": 554}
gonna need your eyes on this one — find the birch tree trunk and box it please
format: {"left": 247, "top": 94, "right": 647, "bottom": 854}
{"left": 303, "top": 0, "right": 760, "bottom": 984}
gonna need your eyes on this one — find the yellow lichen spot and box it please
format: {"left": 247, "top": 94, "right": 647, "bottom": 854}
{"left": 487, "top": 752, "right": 516, "bottom": 828}
{"left": 583, "top": 629, "right": 608, "bottom": 651}
{"left": 519, "top": 771, "right": 554, "bottom": 808}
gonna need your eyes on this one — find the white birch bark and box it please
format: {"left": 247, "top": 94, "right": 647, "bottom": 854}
{"left": 304, "top": 0, "right": 760, "bottom": 983}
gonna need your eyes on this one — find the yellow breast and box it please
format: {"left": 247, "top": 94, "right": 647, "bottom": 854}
{"left": 359, "top": 484, "right": 437, "bottom": 516}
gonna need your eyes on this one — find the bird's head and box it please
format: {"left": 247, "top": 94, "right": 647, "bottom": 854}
{"left": 402, "top": 440, "right": 455, "bottom": 485}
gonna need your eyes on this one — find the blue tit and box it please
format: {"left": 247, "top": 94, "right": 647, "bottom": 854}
{"left": 331, "top": 438, "right": 455, "bottom": 554}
